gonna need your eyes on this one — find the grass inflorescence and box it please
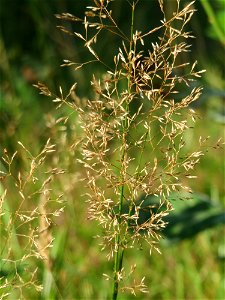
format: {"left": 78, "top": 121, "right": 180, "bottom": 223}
{"left": 34, "top": 0, "right": 215, "bottom": 298}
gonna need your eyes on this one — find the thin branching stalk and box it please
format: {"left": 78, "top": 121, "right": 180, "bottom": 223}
{"left": 112, "top": 2, "right": 135, "bottom": 299}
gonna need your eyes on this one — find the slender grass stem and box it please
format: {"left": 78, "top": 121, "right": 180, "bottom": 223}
{"left": 112, "top": 2, "right": 135, "bottom": 299}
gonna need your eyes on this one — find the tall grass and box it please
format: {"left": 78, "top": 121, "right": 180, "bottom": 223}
{"left": 34, "top": 0, "right": 224, "bottom": 298}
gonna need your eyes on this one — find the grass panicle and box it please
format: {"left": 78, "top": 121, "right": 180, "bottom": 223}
{"left": 0, "top": 141, "right": 65, "bottom": 299}
{"left": 34, "top": 0, "right": 215, "bottom": 298}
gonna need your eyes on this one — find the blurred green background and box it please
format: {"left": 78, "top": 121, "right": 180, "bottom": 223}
{"left": 0, "top": 0, "right": 225, "bottom": 299}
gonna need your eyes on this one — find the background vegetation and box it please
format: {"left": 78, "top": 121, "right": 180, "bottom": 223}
{"left": 0, "top": 0, "right": 224, "bottom": 299}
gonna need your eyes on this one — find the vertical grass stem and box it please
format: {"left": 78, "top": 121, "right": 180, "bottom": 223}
{"left": 112, "top": 2, "right": 135, "bottom": 299}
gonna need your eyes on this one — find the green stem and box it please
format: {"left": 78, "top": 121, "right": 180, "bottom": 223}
{"left": 112, "top": 2, "right": 135, "bottom": 300}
